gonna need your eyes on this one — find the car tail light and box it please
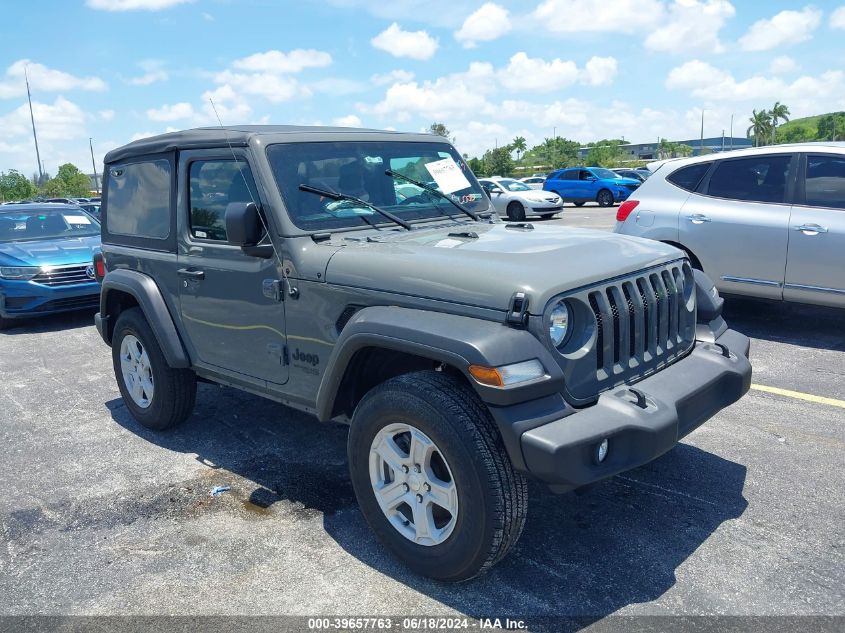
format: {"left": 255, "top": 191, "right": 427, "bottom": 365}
{"left": 93, "top": 253, "right": 106, "bottom": 282}
{"left": 616, "top": 200, "right": 639, "bottom": 222}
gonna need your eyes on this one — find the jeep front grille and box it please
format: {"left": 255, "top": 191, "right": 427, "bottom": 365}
{"left": 557, "top": 261, "right": 697, "bottom": 402}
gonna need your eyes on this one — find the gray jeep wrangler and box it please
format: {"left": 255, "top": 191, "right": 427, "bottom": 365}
{"left": 94, "top": 126, "right": 751, "bottom": 581}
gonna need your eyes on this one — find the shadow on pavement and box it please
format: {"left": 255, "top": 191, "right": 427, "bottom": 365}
{"left": 723, "top": 297, "right": 845, "bottom": 351}
{"left": 108, "top": 383, "right": 747, "bottom": 627}
{"left": 0, "top": 308, "right": 97, "bottom": 336}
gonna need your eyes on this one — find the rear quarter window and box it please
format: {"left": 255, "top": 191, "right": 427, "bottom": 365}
{"left": 666, "top": 162, "right": 712, "bottom": 192}
{"left": 106, "top": 159, "right": 172, "bottom": 239}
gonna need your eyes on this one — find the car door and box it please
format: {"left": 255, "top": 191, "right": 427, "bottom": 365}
{"left": 578, "top": 169, "right": 597, "bottom": 202}
{"left": 679, "top": 153, "right": 796, "bottom": 300}
{"left": 481, "top": 181, "right": 507, "bottom": 214}
{"left": 783, "top": 152, "right": 845, "bottom": 307}
{"left": 177, "top": 150, "right": 289, "bottom": 385}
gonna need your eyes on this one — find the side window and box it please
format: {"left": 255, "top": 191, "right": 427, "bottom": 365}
{"left": 706, "top": 155, "right": 791, "bottom": 203}
{"left": 562, "top": 170, "right": 577, "bottom": 180}
{"left": 667, "top": 162, "right": 712, "bottom": 192}
{"left": 804, "top": 154, "right": 845, "bottom": 209}
{"left": 189, "top": 159, "right": 259, "bottom": 241}
{"left": 106, "top": 159, "right": 171, "bottom": 238}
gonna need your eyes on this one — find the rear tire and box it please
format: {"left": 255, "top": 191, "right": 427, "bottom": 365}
{"left": 596, "top": 189, "right": 614, "bottom": 207}
{"left": 348, "top": 370, "right": 527, "bottom": 581}
{"left": 111, "top": 307, "right": 196, "bottom": 430}
{"left": 506, "top": 201, "right": 526, "bottom": 222}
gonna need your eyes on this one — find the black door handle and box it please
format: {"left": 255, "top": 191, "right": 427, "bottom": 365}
{"left": 177, "top": 268, "right": 205, "bottom": 280}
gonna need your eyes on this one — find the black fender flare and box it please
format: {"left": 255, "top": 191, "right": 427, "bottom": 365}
{"left": 315, "top": 305, "right": 564, "bottom": 422}
{"left": 99, "top": 269, "right": 190, "bottom": 368}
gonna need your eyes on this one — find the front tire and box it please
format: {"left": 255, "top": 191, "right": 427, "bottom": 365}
{"left": 596, "top": 189, "right": 614, "bottom": 207}
{"left": 112, "top": 307, "right": 197, "bottom": 430}
{"left": 348, "top": 371, "right": 527, "bottom": 581}
{"left": 506, "top": 201, "right": 526, "bottom": 222}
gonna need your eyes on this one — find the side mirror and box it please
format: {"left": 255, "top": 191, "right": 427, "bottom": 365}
{"left": 225, "top": 202, "right": 262, "bottom": 247}
{"left": 225, "top": 202, "right": 273, "bottom": 258}
{"left": 586, "top": 176, "right": 598, "bottom": 182}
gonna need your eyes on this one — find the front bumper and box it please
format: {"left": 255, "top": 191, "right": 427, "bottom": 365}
{"left": 0, "top": 280, "right": 100, "bottom": 319}
{"left": 519, "top": 328, "right": 751, "bottom": 491}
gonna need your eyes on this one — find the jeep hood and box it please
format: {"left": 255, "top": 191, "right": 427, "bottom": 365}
{"left": 325, "top": 223, "right": 683, "bottom": 314}
{"left": 0, "top": 235, "right": 101, "bottom": 267}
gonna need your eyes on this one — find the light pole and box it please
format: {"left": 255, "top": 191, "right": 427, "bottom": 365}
{"left": 89, "top": 138, "right": 100, "bottom": 194}
{"left": 25, "top": 67, "right": 44, "bottom": 182}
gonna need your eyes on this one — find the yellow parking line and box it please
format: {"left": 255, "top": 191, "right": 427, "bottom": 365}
{"left": 751, "top": 384, "right": 845, "bottom": 409}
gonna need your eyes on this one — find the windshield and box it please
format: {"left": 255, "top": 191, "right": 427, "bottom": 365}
{"left": 0, "top": 207, "right": 100, "bottom": 243}
{"left": 499, "top": 179, "right": 531, "bottom": 192}
{"left": 592, "top": 168, "right": 620, "bottom": 180}
{"left": 266, "top": 141, "right": 488, "bottom": 231}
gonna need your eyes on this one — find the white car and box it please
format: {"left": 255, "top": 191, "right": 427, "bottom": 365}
{"left": 479, "top": 177, "right": 563, "bottom": 220}
{"left": 520, "top": 176, "right": 546, "bottom": 189}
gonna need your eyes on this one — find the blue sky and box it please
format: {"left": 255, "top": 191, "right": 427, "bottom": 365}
{"left": 2, "top": 0, "right": 845, "bottom": 175}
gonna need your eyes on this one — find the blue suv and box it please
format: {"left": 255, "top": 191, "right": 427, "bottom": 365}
{"left": 0, "top": 204, "right": 101, "bottom": 329}
{"left": 543, "top": 167, "right": 640, "bottom": 207}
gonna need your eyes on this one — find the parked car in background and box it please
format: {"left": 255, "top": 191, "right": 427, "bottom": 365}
{"left": 78, "top": 202, "right": 101, "bottom": 219}
{"left": 612, "top": 168, "right": 648, "bottom": 182}
{"left": 614, "top": 143, "right": 845, "bottom": 308}
{"left": 544, "top": 167, "right": 640, "bottom": 207}
{"left": 479, "top": 177, "right": 563, "bottom": 220}
{"left": 0, "top": 203, "right": 101, "bottom": 329}
{"left": 520, "top": 176, "right": 546, "bottom": 189}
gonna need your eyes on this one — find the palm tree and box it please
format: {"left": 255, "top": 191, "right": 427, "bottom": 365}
{"left": 769, "top": 102, "right": 790, "bottom": 144}
{"left": 511, "top": 136, "right": 527, "bottom": 164}
{"left": 747, "top": 109, "right": 772, "bottom": 147}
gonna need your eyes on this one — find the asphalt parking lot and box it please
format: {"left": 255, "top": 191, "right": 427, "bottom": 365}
{"left": 1, "top": 205, "right": 843, "bottom": 629}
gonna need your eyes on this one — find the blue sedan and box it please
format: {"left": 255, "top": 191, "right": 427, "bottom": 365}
{"left": 0, "top": 204, "right": 101, "bottom": 329}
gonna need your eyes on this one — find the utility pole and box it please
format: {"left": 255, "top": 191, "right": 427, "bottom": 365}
{"left": 721, "top": 130, "right": 725, "bottom": 152}
{"left": 730, "top": 114, "right": 734, "bottom": 150}
{"left": 700, "top": 109, "right": 705, "bottom": 155}
{"left": 25, "top": 67, "right": 44, "bottom": 183}
{"left": 89, "top": 138, "right": 100, "bottom": 194}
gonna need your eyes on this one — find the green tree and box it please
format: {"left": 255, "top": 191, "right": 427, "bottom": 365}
{"left": 524, "top": 137, "right": 581, "bottom": 169}
{"left": 428, "top": 122, "right": 453, "bottom": 142}
{"left": 747, "top": 109, "right": 772, "bottom": 147}
{"left": 467, "top": 157, "right": 485, "bottom": 177}
{"left": 585, "top": 140, "right": 625, "bottom": 167}
{"left": 657, "top": 138, "right": 693, "bottom": 159}
{"left": 769, "top": 102, "right": 790, "bottom": 144}
{"left": 817, "top": 112, "right": 845, "bottom": 141}
{"left": 0, "top": 170, "right": 37, "bottom": 202}
{"left": 482, "top": 147, "right": 514, "bottom": 176}
{"left": 511, "top": 136, "right": 527, "bottom": 163}
{"left": 42, "top": 163, "right": 92, "bottom": 197}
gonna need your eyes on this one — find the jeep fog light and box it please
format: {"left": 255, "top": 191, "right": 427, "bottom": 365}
{"left": 468, "top": 359, "right": 545, "bottom": 388}
{"left": 548, "top": 300, "right": 571, "bottom": 348}
{"left": 596, "top": 439, "right": 609, "bottom": 463}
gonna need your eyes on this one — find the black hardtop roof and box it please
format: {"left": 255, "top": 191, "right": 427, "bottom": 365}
{"left": 104, "top": 125, "right": 438, "bottom": 164}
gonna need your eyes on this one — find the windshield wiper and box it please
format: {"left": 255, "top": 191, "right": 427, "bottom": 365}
{"left": 298, "top": 184, "right": 412, "bottom": 231}
{"left": 385, "top": 169, "right": 480, "bottom": 221}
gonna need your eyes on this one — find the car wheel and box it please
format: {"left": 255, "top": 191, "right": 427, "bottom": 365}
{"left": 596, "top": 189, "right": 614, "bottom": 207}
{"left": 112, "top": 307, "right": 197, "bottom": 430}
{"left": 506, "top": 201, "right": 526, "bottom": 221}
{"left": 348, "top": 370, "right": 528, "bottom": 582}
{"left": 574, "top": 201, "right": 585, "bottom": 207}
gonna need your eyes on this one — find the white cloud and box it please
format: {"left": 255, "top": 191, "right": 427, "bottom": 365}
{"left": 454, "top": 3, "right": 511, "bottom": 48}
{"left": 531, "top": 0, "right": 663, "bottom": 33}
{"left": 86, "top": 0, "right": 195, "bottom": 10}
{"left": 98, "top": 109, "right": 115, "bottom": 121}
{"left": 230, "top": 49, "right": 332, "bottom": 73}
{"left": 832, "top": 6, "right": 845, "bottom": 29}
{"left": 213, "top": 71, "right": 308, "bottom": 104}
{"left": 126, "top": 60, "right": 169, "bottom": 86}
{"left": 332, "top": 114, "right": 364, "bottom": 127}
{"left": 371, "top": 23, "right": 439, "bottom": 60}
{"left": 0, "top": 97, "right": 87, "bottom": 142}
{"left": 498, "top": 53, "right": 579, "bottom": 92}
{"left": 200, "top": 85, "right": 253, "bottom": 123}
{"left": 645, "top": 0, "right": 735, "bottom": 53}
{"left": 582, "top": 56, "right": 618, "bottom": 86}
{"left": 202, "top": 11, "right": 214, "bottom": 21}
{"left": 0, "top": 60, "right": 106, "bottom": 99}
{"left": 739, "top": 6, "right": 822, "bottom": 51}
{"left": 769, "top": 56, "right": 799, "bottom": 75}
{"left": 370, "top": 69, "right": 415, "bottom": 85}
{"left": 146, "top": 102, "right": 195, "bottom": 121}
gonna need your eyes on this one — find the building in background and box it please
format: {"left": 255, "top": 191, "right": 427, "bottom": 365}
{"left": 578, "top": 137, "right": 753, "bottom": 161}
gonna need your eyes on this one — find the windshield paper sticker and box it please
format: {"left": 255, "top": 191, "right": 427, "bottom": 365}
{"left": 424, "top": 158, "right": 471, "bottom": 195}
{"left": 63, "top": 214, "right": 91, "bottom": 224}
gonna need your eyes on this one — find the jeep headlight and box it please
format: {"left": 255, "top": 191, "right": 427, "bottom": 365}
{"left": 0, "top": 266, "right": 39, "bottom": 280}
{"left": 548, "top": 300, "right": 571, "bottom": 348}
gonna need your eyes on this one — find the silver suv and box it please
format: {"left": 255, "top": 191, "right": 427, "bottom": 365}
{"left": 615, "top": 143, "right": 845, "bottom": 308}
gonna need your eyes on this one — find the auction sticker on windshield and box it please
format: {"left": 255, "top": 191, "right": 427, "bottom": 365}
{"left": 425, "top": 157, "right": 471, "bottom": 195}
